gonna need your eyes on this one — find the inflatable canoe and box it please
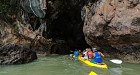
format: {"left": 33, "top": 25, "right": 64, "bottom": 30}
{"left": 78, "top": 56, "right": 108, "bottom": 69}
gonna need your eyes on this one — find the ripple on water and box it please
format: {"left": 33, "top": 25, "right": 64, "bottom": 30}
{"left": 110, "top": 68, "right": 123, "bottom": 75}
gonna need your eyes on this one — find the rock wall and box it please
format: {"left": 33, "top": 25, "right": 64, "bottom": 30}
{"left": 1, "top": 0, "right": 140, "bottom": 63}
{"left": 0, "top": 0, "right": 89, "bottom": 56}
{"left": 83, "top": 0, "right": 140, "bottom": 63}
{"left": 0, "top": 44, "right": 37, "bottom": 65}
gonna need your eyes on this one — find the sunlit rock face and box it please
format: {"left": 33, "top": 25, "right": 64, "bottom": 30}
{"left": 83, "top": 0, "right": 140, "bottom": 63}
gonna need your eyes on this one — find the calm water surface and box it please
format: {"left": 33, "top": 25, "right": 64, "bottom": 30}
{"left": 0, "top": 55, "right": 139, "bottom": 75}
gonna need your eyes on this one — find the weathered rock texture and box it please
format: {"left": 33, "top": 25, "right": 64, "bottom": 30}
{"left": 1, "top": 0, "right": 140, "bottom": 63}
{"left": 0, "top": 0, "right": 90, "bottom": 57}
{"left": 83, "top": 0, "right": 140, "bottom": 63}
{"left": 0, "top": 44, "right": 37, "bottom": 65}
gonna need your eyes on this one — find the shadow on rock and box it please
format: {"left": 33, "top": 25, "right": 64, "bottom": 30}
{"left": 0, "top": 44, "right": 37, "bottom": 65}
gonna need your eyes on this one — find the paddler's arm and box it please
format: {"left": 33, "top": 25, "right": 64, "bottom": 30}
{"left": 99, "top": 52, "right": 104, "bottom": 58}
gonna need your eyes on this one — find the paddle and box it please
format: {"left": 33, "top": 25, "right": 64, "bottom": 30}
{"left": 110, "top": 59, "right": 122, "bottom": 64}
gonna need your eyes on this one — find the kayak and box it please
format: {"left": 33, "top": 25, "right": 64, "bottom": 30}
{"left": 89, "top": 71, "right": 98, "bottom": 75}
{"left": 78, "top": 56, "right": 108, "bottom": 69}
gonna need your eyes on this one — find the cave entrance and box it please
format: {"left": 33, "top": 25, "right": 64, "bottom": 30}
{"left": 44, "top": 0, "right": 90, "bottom": 54}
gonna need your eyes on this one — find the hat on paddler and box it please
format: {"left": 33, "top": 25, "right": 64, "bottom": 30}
{"left": 92, "top": 48, "right": 97, "bottom": 51}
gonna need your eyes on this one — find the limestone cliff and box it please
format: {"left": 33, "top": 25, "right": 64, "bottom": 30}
{"left": 0, "top": 0, "right": 140, "bottom": 63}
{"left": 83, "top": 0, "right": 140, "bottom": 63}
{"left": 0, "top": 0, "right": 89, "bottom": 56}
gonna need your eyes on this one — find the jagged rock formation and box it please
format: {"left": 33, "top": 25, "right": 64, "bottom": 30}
{"left": 83, "top": 0, "right": 140, "bottom": 63}
{"left": 0, "top": 44, "right": 37, "bottom": 65}
{"left": 0, "top": 0, "right": 89, "bottom": 56}
{"left": 0, "top": 0, "right": 48, "bottom": 51}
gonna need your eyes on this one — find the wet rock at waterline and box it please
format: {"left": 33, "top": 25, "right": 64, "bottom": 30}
{"left": 0, "top": 44, "right": 37, "bottom": 65}
{"left": 83, "top": 0, "right": 140, "bottom": 63}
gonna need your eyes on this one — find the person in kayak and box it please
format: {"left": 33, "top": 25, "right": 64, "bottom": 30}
{"left": 91, "top": 48, "right": 104, "bottom": 64}
{"left": 69, "top": 50, "right": 74, "bottom": 57}
{"left": 78, "top": 50, "right": 82, "bottom": 55}
{"left": 87, "top": 48, "right": 93, "bottom": 61}
{"left": 73, "top": 49, "right": 79, "bottom": 60}
{"left": 82, "top": 48, "right": 89, "bottom": 60}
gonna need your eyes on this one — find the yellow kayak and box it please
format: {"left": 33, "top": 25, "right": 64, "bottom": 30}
{"left": 78, "top": 56, "right": 108, "bottom": 69}
{"left": 89, "top": 71, "right": 98, "bottom": 75}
